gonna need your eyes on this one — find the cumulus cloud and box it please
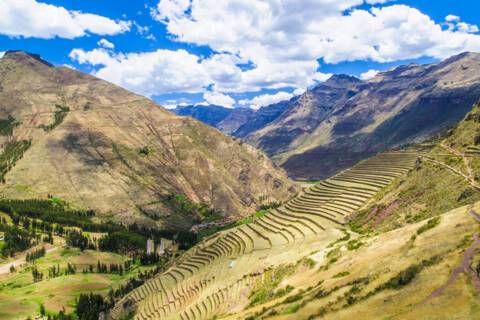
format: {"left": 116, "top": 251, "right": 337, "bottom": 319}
{"left": 98, "top": 38, "right": 115, "bottom": 49}
{"left": 72, "top": 1, "right": 480, "bottom": 106}
{"left": 70, "top": 48, "right": 211, "bottom": 96}
{"left": 445, "top": 15, "right": 460, "bottom": 22}
{"left": 203, "top": 91, "right": 236, "bottom": 108}
{"left": 240, "top": 91, "right": 294, "bottom": 110}
{"left": 0, "top": 0, "right": 130, "bottom": 39}
{"left": 360, "top": 69, "right": 380, "bottom": 80}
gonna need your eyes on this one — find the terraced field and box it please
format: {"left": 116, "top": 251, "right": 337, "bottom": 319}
{"left": 110, "top": 151, "right": 421, "bottom": 320}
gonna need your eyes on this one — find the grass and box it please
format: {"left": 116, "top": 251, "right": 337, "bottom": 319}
{"left": 0, "top": 247, "right": 155, "bottom": 319}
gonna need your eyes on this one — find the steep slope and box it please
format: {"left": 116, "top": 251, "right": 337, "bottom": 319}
{"left": 247, "top": 52, "right": 480, "bottom": 179}
{"left": 109, "top": 101, "right": 480, "bottom": 320}
{"left": 109, "top": 150, "right": 421, "bottom": 319}
{"left": 0, "top": 51, "right": 297, "bottom": 229}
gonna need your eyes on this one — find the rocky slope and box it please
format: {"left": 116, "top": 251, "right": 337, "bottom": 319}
{"left": 0, "top": 51, "right": 297, "bottom": 230}
{"left": 247, "top": 52, "right": 480, "bottom": 179}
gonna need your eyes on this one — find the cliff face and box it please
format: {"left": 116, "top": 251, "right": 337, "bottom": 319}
{"left": 0, "top": 51, "right": 298, "bottom": 229}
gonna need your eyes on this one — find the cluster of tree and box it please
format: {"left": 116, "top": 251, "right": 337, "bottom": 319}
{"left": 32, "top": 265, "right": 43, "bottom": 282}
{"left": 0, "top": 139, "right": 31, "bottom": 183}
{"left": 95, "top": 260, "right": 127, "bottom": 275}
{"left": 163, "top": 193, "right": 223, "bottom": 224}
{"left": 65, "top": 230, "right": 94, "bottom": 251}
{"left": 26, "top": 246, "right": 46, "bottom": 262}
{"left": 259, "top": 201, "right": 282, "bottom": 211}
{"left": 139, "top": 252, "right": 161, "bottom": 265}
{"left": 39, "top": 104, "right": 70, "bottom": 132}
{"left": 0, "top": 115, "right": 20, "bottom": 136}
{"left": 76, "top": 293, "right": 109, "bottom": 320}
{"left": 98, "top": 229, "right": 147, "bottom": 254}
{"left": 0, "top": 199, "right": 118, "bottom": 233}
{"left": 0, "top": 224, "right": 34, "bottom": 257}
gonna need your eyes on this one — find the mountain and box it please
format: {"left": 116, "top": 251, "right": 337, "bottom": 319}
{"left": 246, "top": 52, "right": 480, "bottom": 179}
{"left": 0, "top": 51, "right": 297, "bottom": 230}
{"left": 172, "top": 100, "right": 291, "bottom": 137}
{"left": 110, "top": 101, "right": 480, "bottom": 320}
{"left": 172, "top": 104, "right": 233, "bottom": 127}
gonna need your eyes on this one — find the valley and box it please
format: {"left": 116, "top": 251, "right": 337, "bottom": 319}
{"left": 1, "top": 53, "right": 480, "bottom": 320}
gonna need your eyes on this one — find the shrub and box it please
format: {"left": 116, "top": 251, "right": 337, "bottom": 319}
{"left": 333, "top": 271, "right": 350, "bottom": 278}
{"left": 416, "top": 216, "right": 441, "bottom": 235}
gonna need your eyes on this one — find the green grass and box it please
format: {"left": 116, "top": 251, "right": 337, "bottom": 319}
{"left": 0, "top": 247, "right": 155, "bottom": 319}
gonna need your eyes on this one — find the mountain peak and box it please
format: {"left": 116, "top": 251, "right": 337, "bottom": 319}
{"left": 324, "top": 74, "right": 362, "bottom": 87}
{"left": 3, "top": 50, "right": 54, "bottom": 67}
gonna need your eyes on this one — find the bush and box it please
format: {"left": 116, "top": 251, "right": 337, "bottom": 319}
{"left": 417, "top": 216, "right": 441, "bottom": 235}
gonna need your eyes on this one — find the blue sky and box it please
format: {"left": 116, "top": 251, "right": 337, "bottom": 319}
{"left": 1, "top": 0, "right": 480, "bottom": 109}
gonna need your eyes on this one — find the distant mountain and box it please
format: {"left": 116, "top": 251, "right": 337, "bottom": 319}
{"left": 173, "top": 104, "right": 233, "bottom": 127}
{"left": 0, "top": 51, "right": 297, "bottom": 230}
{"left": 246, "top": 52, "right": 480, "bottom": 179}
{"left": 173, "top": 100, "right": 291, "bottom": 137}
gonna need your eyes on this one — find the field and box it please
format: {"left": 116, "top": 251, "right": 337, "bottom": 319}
{"left": 0, "top": 243, "right": 154, "bottom": 319}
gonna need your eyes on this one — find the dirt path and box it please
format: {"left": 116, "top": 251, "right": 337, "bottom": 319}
{"left": 440, "top": 143, "right": 476, "bottom": 183}
{"left": 424, "top": 157, "right": 480, "bottom": 191}
{"left": 0, "top": 245, "right": 58, "bottom": 275}
{"left": 424, "top": 209, "right": 480, "bottom": 301}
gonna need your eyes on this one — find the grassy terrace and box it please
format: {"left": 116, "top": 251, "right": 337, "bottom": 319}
{"left": 110, "top": 150, "right": 422, "bottom": 320}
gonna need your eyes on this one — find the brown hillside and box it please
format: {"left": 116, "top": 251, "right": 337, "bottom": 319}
{"left": 0, "top": 51, "right": 297, "bottom": 229}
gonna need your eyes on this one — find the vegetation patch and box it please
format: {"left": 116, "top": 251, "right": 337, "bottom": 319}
{"left": 416, "top": 216, "right": 441, "bottom": 235}
{"left": 0, "top": 115, "right": 20, "bottom": 135}
{"left": 248, "top": 263, "right": 297, "bottom": 307}
{"left": 333, "top": 271, "right": 350, "bottom": 278}
{"left": 0, "top": 139, "right": 31, "bottom": 183}
{"left": 39, "top": 104, "right": 70, "bottom": 132}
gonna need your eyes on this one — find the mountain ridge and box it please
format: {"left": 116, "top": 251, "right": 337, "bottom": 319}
{"left": 0, "top": 51, "right": 298, "bottom": 229}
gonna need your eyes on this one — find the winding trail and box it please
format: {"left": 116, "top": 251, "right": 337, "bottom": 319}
{"left": 424, "top": 157, "right": 480, "bottom": 191}
{"left": 424, "top": 209, "right": 480, "bottom": 302}
{"left": 440, "top": 143, "right": 475, "bottom": 181}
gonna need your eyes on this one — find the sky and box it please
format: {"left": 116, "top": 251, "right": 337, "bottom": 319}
{"left": 1, "top": 0, "right": 480, "bottom": 109}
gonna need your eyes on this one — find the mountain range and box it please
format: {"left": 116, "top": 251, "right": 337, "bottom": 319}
{"left": 174, "top": 52, "right": 480, "bottom": 179}
{"left": 0, "top": 51, "right": 297, "bottom": 230}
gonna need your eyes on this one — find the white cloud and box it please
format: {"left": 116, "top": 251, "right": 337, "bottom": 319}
{"left": 240, "top": 91, "right": 293, "bottom": 110}
{"left": 293, "top": 88, "right": 306, "bottom": 95}
{"left": 0, "top": 0, "right": 130, "bottom": 39}
{"left": 70, "top": 48, "right": 210, "bottom": 96}
{"left": 0, "top": 52, "right": 5, "bottom": 59}
{"left": 445, "top": 15, "right": 460, "bottom": 22}
{"left": 72, "top": 1, "right": 480, "bottom": 106}
{"left": 69, "top": 48, "right": 114, "bottom": 66}
{"left": 203, "top": 91, "right": 236, "bottom": 108}
{"left": 366, "top": 0, "right": 394, "bottom": 4}
{"left": 98, "top": 38, "right": 115, "bottom": 49}
{"left": 360, "top": 69, "right": 379, "bottom": 80}
{"left": 457, "top": 22, "right": 479, "bottom": 34}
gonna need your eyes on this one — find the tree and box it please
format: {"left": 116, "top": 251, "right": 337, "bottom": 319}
{"left": 76, "top": 293, "right": 106, "bottom": 320}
